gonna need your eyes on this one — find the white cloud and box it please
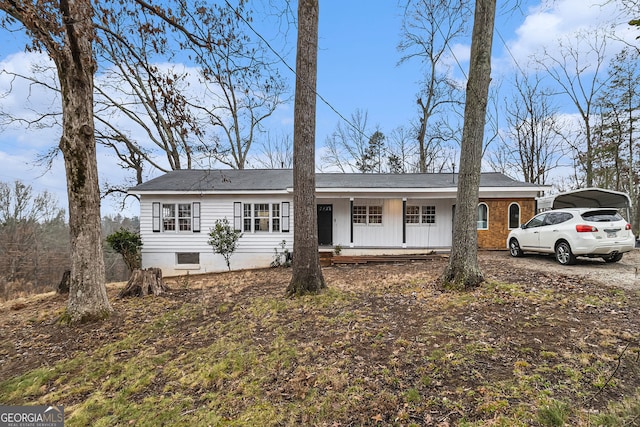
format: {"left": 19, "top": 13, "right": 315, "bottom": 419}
{"left": 0, "top": 51, "right": 59, "bottom": 122}
{"left": 501, "top": 0, "right": 630, "bottom": 72}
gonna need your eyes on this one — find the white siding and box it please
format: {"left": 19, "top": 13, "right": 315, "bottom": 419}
{"left": 319, "top": 197, "right": 454, "bottom": 249}
{"left": 404, "top": 199, "right": 453, "bottom": 248}
{"left": 140, "top": 194, "right": 456, "bottom": 275}
{"left": 331, "top": 199, "right": 351, "bottom": 247}
{"left": 351, "top": 198, "right": 403, "bottom": 247}
{"left": 140, "top": 195, "right": 294, "bottom": 275}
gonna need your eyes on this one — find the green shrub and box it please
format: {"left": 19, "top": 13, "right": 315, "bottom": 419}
{"left": 208, "top": 218, "right": 242, "bottom": 271}
{"left": 106, "top": 228, "right": 142, "bottom": 272}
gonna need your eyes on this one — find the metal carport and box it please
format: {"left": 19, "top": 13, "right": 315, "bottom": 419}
{"left": 537, "top": 188, "right": 632, "bottom": 220}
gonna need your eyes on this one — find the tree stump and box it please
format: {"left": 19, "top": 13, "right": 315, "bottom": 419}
{"left": 57, "top": 270, "right": 70, "bottom": 294}
{"left": 118, "top": 268, "right": 168, "bottom": 298}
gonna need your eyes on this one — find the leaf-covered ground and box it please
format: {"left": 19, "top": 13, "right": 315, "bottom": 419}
{"left": 1, "top": 251, "right": 639, "bottom": 426}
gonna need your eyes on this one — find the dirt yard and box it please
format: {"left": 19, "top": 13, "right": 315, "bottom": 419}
{"left": 487, "top": 248, "right": 639, "bottom": 290}
{"left": 1, "top": 249, "right": 639, "bottom": 425}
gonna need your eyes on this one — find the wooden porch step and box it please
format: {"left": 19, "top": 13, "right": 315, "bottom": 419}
{"left": 330, "top": 254, "right": 443, "bottom": 265}
{"left": 319, "top": 251, "right": 333, "bottom": 266}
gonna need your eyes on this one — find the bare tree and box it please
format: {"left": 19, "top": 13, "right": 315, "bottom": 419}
{"left": 320, "top": 109, "right": 373, "bottom": 172}
{"left": 193, "top": 39, "right": 288, "bottom": 170}
{"left": 386, "top": 126, "right": 420, "bottom": 173}
{"left": 489, "top": 73, "right": 567, "bottom": 184}
{"left": 249, "top": 133, "right": 293, "bottom": 169}
{"left": 0, "top": 181, "right": 65, "bottom": 284}
{"left": 2, "top": 1, "right": 289, "bottom": 200}
{"left": 535, "top": 29, "right": 611, "bottom": 188}
{"left": 94, "top": 1, "right": 287, "bottom": 179}
{"left": 610, "top": 0, "right": 640, "bottom": 52}
{"left": 286, "top": 0, "right": 325, "bottom": 297}
{"left": 398, "top": 0, "right": 469, "bottom": 173}
{"left": 94, "top": 18, "right": 201, "bottom": 176}
{"left": 441, "top": 0, "right": 496, "bottom": 290}
{"left": 0, "top": 0, "right": 112, "bottom": 322}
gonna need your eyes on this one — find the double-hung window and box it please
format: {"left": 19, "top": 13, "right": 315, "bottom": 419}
{"left": 353, "top": 206, "right": 367, "bottom": 224}
{"left": 405, "top": 205, "right": 436, "bottom": 224}
{"left": 353, "top": 205, "right": 383, "bottom": 225}
{"left": 238, "top": 202, "right": 287, "bottom": 233}
{"left": 406, "top": 206, "right": 420, "bottom": 224}
{"left": 153, "top": 202, "right": 200, "bottom": 233}
{"left": 254, "top": 203, "right": 270, "bottom": 232}
{"left": 178, "top": 204, "right": 192, "bottom": 231}
{"left": 162, "top": 204, "right": 177, "bottom": 231}
{"left": 272, "top": 204, "right": 281, "bottom": 232}
{"left": 422, "top": 205, "right": 436, "bottom": 224}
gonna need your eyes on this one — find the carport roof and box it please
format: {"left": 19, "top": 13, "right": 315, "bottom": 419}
{"left": 537, "top": 188, "right": 632, "bottom": 210}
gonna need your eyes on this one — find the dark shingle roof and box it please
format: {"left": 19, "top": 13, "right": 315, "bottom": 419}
{"left": 129, "top": 169, "right": 542, "bottom": 193}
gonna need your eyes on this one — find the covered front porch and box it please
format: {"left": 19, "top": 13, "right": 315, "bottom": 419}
{"left": 315, "top": 196, "right": 456, "bottom": 251}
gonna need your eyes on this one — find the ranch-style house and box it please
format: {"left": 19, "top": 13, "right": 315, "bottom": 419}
{"left": 128, "top": 169, "right": 548, "bottom": 275}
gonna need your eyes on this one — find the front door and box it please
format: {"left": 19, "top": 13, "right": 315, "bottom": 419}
{"left": 317, "top": 204, "right": 333, "bottom": 246}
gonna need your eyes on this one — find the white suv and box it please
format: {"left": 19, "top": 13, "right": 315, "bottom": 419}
{"left": 507, "top": 208, "right": 636, "bottom": 265}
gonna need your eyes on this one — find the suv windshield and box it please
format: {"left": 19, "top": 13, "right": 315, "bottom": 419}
{"left": 581, "top": 210, "right": 623, "bottom": 222}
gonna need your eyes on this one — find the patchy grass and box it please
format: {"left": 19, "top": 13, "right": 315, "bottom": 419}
{"left": 1, "top": 253, "right": 640, "bottom": 426}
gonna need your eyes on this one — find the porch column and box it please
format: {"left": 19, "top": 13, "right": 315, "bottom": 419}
{"left": 349, "top": 197, "right": 354, "bottom": 247}
{"left": 402, "top": 198, "right": 407, "bottom": 248}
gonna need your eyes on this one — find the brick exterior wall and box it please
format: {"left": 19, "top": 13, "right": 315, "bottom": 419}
{"left": 477, "top": 198, "right": 536, "bottom": 249}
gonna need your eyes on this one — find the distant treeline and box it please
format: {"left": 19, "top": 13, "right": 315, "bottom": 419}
{"left": 0, "top": 180, "right": 139, "bottom": 301}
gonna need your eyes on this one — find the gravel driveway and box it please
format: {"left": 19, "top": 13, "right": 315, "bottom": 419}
{"left": 480, "top": 248, "right": 640, "bottom": 290}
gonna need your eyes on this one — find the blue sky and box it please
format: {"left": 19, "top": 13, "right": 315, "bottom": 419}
{"left": 316, "top": 2, "right": 418, "bottom": 132}
{"left": 0, "top": 0, "right": 634, "bottom": 217}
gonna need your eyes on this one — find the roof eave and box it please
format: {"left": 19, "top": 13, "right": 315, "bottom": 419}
{"left": 129, "top": 189, "right": 291, "bottom": 196}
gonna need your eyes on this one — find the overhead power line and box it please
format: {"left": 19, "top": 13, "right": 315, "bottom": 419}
{"left": 224, "top": 0, "right": 374, "bottom": 141}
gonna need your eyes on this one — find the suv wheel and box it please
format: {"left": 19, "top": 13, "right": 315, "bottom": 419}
{"left": 555, "top": 241, "right": 576, "bottom": 265}
{"left": 602, "top": 253, "right": 623, "bottom": 263}
{"left": 509, "top": 239, "right": 523, "bottom": 257}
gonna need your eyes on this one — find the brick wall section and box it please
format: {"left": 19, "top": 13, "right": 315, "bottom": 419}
{"left": 477, "top": 198, "right": 536, "bottom": 249}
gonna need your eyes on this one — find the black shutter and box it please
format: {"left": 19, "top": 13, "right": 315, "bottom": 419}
{"left": 233, "top": 202, "right": 242, "bottom": 231}
{"left": 282, "top": 202, "right": 290, "bottom": 232}
{"left": 402, "top": 199, "right": 406, "bottom": 244}
{"left": 152, "top": 202, "right": 161, "bottom": 232}
{"left": 193, "top": 202, "right": 201, "bottom": 232}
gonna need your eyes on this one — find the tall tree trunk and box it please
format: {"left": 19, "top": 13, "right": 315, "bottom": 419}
{"left": 441, "top": 0, "right": 495, "bottom": 290}
{"left": 57, "top": 0, "right": 112, "bottom": 322}
{"left": 286, "top": 0, "right": 326, "bottom": 296}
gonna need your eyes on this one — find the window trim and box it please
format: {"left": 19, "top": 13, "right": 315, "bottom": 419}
{"left": 477, "top": 203, "right": 489, "bottom": 230}
{"left": 422, "top": 205, "right": 436, "bottom": 224}
{"left": 177, "top": 203, "right": 192, "bottom": 231}
{"left": 405, "top": 205, "right": 420, "bottom": 224}
{"left": 405, "top": 205, "right": 436, "bottom": 225}
{"left": 241, "top": 202, "right": 286, "bottom": 233}
{"left": 508, "top": 202, "right": 520, "bottom": 230}
{"left": 352, "top": 205, "right": 368, "bottom": 224}
{"left": 352, "top": 204, "right": 383, "bottom": 225}
{"left": 156, "top": 202, "right": 199, "bottom": 233}
{"left": 176, "top": 252, "right": 200, "bottom": 265}
{"left": 162, "top": 203, "right": 177, "bottom": 231}
{"left": 253, "top": 203, "right": 271, "bottom": 232}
